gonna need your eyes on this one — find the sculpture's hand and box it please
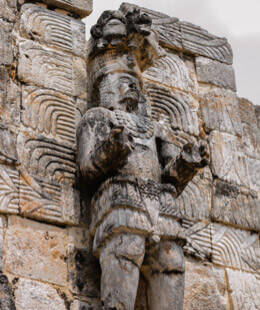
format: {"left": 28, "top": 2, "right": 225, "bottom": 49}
{"left": 181, "top": 141, "right": 209, "bottom": 170}
{"left": 108, "top": 126, "right": 136, "bottom": 159}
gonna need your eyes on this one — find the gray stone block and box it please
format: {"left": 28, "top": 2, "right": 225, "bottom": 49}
{"left": 0, "top": 0, "right": 16, "bottom": 22}
{"left": 196, "top": 56, "right": 236, "bottom": 91}
{"left": 0, "top": 20, "right": 13, "bottom": 65}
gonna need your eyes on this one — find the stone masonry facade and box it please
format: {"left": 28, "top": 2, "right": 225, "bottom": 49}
{"left": 0, "top": 0, "right": 259, "bottom": 309}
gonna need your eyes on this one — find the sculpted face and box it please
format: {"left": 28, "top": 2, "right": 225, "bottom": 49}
{"left": 99, "top": 72, "right": 145, "bottom": 113}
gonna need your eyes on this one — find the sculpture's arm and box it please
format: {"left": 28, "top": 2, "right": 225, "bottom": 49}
{"left": 77, "top": 110, "right": 135, "bottom": 184}
{"left": 160, "top": 140, "right": 208, "bottom": 196}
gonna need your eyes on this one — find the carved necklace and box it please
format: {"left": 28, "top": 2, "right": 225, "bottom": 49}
{"left": 114, "top": 110, "right": 154, "bottom": 139}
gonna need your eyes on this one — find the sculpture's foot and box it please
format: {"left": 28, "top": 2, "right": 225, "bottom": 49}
{"left": 99, "top": 233, "right": 145, "bottom": 310}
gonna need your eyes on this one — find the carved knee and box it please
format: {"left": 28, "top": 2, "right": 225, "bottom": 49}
{"left": 100, "top": 233, "right": 145, "bottom": 268}
{"left": 145, "top": 240, "right": 185, "bottom": 273}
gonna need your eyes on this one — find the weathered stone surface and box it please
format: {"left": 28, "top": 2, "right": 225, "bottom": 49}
{"left": 22, "top": 86, "right": 76, "bottom": 145}
{"left": 0, "top": 124, "right": 18, "bottom": 165}
{"left": 0, "top": 0, "right": 16, "bottom": 22}
{"left": 226, "top": 268, "right": 260, "bottom": 310}
{"left": 67, "top": 227, "right": 100, "bottom": 297}
{"left": 183, "top": 259, "right": 229, "bottom": 310}
{"left": 196, "top": 56, "right": 236, "bottom": 91}
{"left": 0, "top": 273, "right": 16, "bottom": 310}
{"left": 4, "top": 216, "right": 68, "bottom": 286}
{"left": 17, "top": 129, "right": 76, "bottom": 185}
{"left": 246, "top": 157, "right": 260, "bottom": 192}
{"left": 144, "top": 51, "right": 197, "bottom": 93}
{"left": 70, "top": 300, "right": 101, "bottom": 310}
{"left": 0, "top": 216, "right": 4, "bottom": 271}
{"left": 146, "top": 82, "right": 200, "bottom": 136}
{"left": 255, "top": 105, "right": 260, "bottom": 128}
{"left": 209, "top": 131, "right": 249, "bottom": 187}
{"left": 183, "top": 220, "right": 260, "bottom": 274}
{"left": 40, "top": 0, "right": 92, "bottom": 18}
{"left": 15, "top": 278, "right": 67, "bottom": 310}
{"left": 181, "top": 21, "right": 233, "bottom": 64}
{"left": 19, "top": 171, "right": 80, "bottom": 225}
{"left": 18, "top": 40, "right": 87, "bottom": 97}
{"left": 0, "top": 165, "right": 19, "bottom": 214}
{"left": 0, "top": 20, "right": 13, "bottom": 65}
{"left": 0, "top": 66, "right": 20, "bottom": 126}
{"left": 20, "top": 4, "right": 86, "bottom": 57}
{"left": 200, "top": 88, "right": 242, "bottom": 136}
{"left": 212, "top": 180, "right": 260, "bottom": 231}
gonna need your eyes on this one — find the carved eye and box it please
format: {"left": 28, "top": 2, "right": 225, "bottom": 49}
{"left": 119, "top": 77, "right": 130, "bottom": 83}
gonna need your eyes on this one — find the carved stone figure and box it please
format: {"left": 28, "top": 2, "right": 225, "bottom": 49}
{"left": 77, "top": 6, "right": 208, "bottom": 310}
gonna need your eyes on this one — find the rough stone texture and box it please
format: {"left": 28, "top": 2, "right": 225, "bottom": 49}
{"left": 15, "top": 278, "right": 67, "bottom": 310}
{"left": 40, "top": 0, "right": 92, "bottom": 18}
{"left": 183, "top": 259, "right": 229, "bottom": 310}
{"left": 0, "top": 216, "right": 4, "bottom": 271}
{"left": 0, "top": 0, "right": 16, "bottom": 22}
{"left": 200, "top": 88, "right": 242, "bottom": 136}
{"left": 0, "top": 20, "right": 13, "bottom": 65}
{"left": 18, "top": 40, "right": 87, "bottom": 97}
{"left": 0, "top": 273, "right": 16, "bottom": 310}
{"left": 196, "top": 56, "right": 236, "bottom": 91}
{"left": 20, "top": 4, "right": 86, "bottom": 57}
{"left": 226, "top": 268, "right": 260, "bottom": 310}
{"left": 70, "top": 300, "right": 101, "bottom": 310}
{"left": 4, "top": 216, "right": 68, "bottom": 286}
{"left": 0, "top": 165, "right": 19, "bottom": 214}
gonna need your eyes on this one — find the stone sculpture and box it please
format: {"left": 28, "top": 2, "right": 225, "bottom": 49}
{"left": 77, "top": 6, "right": 208, "bottom": 310}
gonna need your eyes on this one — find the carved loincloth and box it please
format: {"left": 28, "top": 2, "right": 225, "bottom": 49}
{"left": 90, "top": 174, "right": 186, "bottom": 253}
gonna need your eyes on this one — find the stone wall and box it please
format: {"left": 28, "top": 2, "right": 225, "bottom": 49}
{"left": 0, "top": 1, "right": 259, "bottom": 309}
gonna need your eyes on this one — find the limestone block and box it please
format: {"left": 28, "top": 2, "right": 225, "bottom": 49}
{"left": 40, "top": 0, "right": 92, "bottom": 18}
{"left": 15, "top": 278, "right": 67, "bottom": 310}
{"left": 196, "top": 57, "right": 236, "bottom": 91}
{"left": 212, "top": 180, "right": 260, "bottom": 231}
{"left": 209, "top": 131, "right": 249, "bottom": 187}
{"left": 4, "top": 216, "right": 68, "bottom": 286}
{"left": 0, "top": 0, "right": 16, "bottom": 22}
{"left": 183, "top": 259, "right": 229, "bottom": 310}
{"left": 143, "top": 51, "right": 197, "bottom": 93}
{"left": 20, "top": 4, "right": 86, "bottom": 57}
{"left": 0, "top": 273, "right": 16, "bottom": 310}
{"left": 18, "top": 40, "right": 87, "bottom": 97}
{"left": 246, "top": 157, "right": 260, "bottom": 192}
{"left": 146, "top": 82, "right": 199, "bottom": 136}
{"left": 0, "top": 165, "right": 19, "bottom": 214}
{"left": 67, "top": 227, "right": 100, "bottom": 297}
{"left": 22, "top": 86, "right": 76, "bottom": 145}
{"left": 0, "top": 66, "right": 20, "bottom": 126}
{"left": 226, "top": 269, "right": 260, "bottom": 310}
{"left": 0, "top": 124, "right": 18, "bottom": 165}
{"left": 19, "top": 170, "right": 80, "bottom": 225}
{"left": 17, "top": 129, "right": 76, "bottom": 185}
{"left": 0, "top": 20, "right": 13, "bottom": 65}
{"left": 200, "top": 88, "right": 242, "bottom": 136}
{"left": 181, "top": 21, "right": 233, "bottom": 64}
{"left": 70, "top": 300, "right": 101, "bottom": 310}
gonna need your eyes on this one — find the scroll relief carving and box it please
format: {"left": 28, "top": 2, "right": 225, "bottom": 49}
{"left": 77, "top": 7, "right": 208, "bottom": 310}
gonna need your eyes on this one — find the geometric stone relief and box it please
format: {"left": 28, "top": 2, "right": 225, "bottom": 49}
{"left": 146, "top": 83, "right": 200, "bottom": 136}
{"left": 15, "top": 278, "right": 67, "bottom": 310}
{"left": 181, "top": 21, "right": 233, "bottom": 65}
{"left": 17, "top": 130, "right": 76, "bottom": 185}
{"left": 0, "top": 165, "right": 19, "bottom": 214}
{"left": 212, "top": 180, "right": 260, "bottom": 231}
{"left": 0, "top": 123, "right": 18, "bottom": 164}
{"left": 200, "top": 88, "right": 242, "bottom": 136}
{"left": 22, "top": 86, "right": 76, "bottom": 145}
{"left": 143, "top": 51, "right": 196, "bottom": 93}
{"left": 0, "top": 0, "right": 16, "bottom": 22}
{"left": 183, "top": 219, "right": 260, "bottom": 274}
{"left": 0, "top": 20, "right": 13, "bottom": 65}
{"left": 18, "top": 40, "right": 87, "bottom": 97}
{"left": 226, "top": 268, "right": 260, "bottom": 310}
{"left": 196, "top": 56, "right": 236, "bottom": 91}
{"left": 4, "top": 216, "right": 68, "bottom": 286}
{"left": 20, "top": 4, "right": 86, "bottom": 57}
{"left": 209, "top": 131, "right": 249, "bottom": 188}
{"left": 39, "top": 0, "right": 92, "bottom": 18}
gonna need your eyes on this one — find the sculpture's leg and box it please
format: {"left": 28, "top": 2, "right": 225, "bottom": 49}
{"left": 99, "top": 233, "right": 145, "bottom": 310}
{"left": 145, "top": 240, "right": 185, "bottom": 310}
